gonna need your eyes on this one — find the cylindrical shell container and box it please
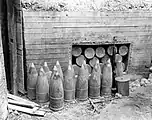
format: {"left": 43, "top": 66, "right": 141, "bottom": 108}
{"left": 76, "top": 61, "right": 89, "bottom": 101}
{"left": 86, "top": 64, "right": 92, "bottom": 74}
{"left": 115, "top": 54, "right": 122, "bottom": 63}
{"left": 119, "top": 45, "right": 128, "bottom": 56}
{"left": 72, "top": 47, "right": 82, "bottom": 57}
{"left": 63, "top": 63, "right": 75, "bottom": 102}
{"left": 84, "top": 48, "right": 95, "bottom": 59}
{"left": 43, "top": 62, "right": 52, "bottom": 84}
{"left": 76, "top": 55, "right": 86, "bottom": 67}
{"left": 27, "top": 63, "right": 38, "bottom": 100}
{"left": 100, "top": 63, "right": 104, "bottom": 74}
{"left": 115, "top": 75, "right": 130, "bottom": 96}
{"left": 89, "top": 61, "right": 101, "bottom": 99}
{"left": 36, "top": 67, "right": 49, "bottom": 103}
{"left": 89, "top": 57, "right": 99, "bottom": 67}
{"left": 56, "top": 61, "right": 64, "bottom": 81}
{"left": 96, "top": 47, "right": 105, "bottom": 58}
{"left": 72, "top": 64, "right": 80, "bottom": 75}
{"left": 43, "top": 62, "right": 50, "bottom": 73}
{"left": 101, "top": 55, "right": 110, "bottom": 64}
{"left": 107, "top": 46, "right": 117, "bottom": 56}
{"left": 49, "top": 66, "right": 64, "bottom": 111}
{"left": 115, "top": 62, "right": 124, "bottom": 77}
{"left": 101, "top": 59, "right": 113, "bottom": 96}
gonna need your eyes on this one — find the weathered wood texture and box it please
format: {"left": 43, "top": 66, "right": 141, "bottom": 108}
{"left": 7, "top": 0, "right": 25, "bottom": 94}
{"left": 23, "top": 11, "right": 152, "bottom": 75}
{"left": 16, "top": 3, "right": 25, "bottom": 94}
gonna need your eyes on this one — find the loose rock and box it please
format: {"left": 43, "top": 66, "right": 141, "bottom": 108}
{"left": 115, "top": 93, "right": 122, "bottom": 98}
{"left": 148, "top": 73, "right": 152, "bottom": 84}
{"left": 140, "top": 78, "right": 149, "bottom": 87}
{"left": 129, "top": 79, "right": 141, "bottom": 92}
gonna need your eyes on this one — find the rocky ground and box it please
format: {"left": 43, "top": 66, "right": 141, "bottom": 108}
{"left": 8, "top": 74, "right": 152, "bottom": 120}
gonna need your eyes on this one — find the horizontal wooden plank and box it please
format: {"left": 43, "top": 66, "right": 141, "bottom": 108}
{"left": 26, "top": 53, "right": 68, "bottom": 59}
{"left": 26, "top": 48, "right": 69, "bottom": 55}
{"left": 24, "top": 27, "right": 152, "bottom": 34}
{"left": 23, "top": 16, "right": 152, "bottom": 23}
{"left": 23, "top": 11, "right": 152, "bottom": 18}
{"left": 23, "top": 31, "right": 152, "bottom": 39}
{"left": 25, "top": 41, "right": 71, "bottom": 45}
{"left": 8, "top": 99, "right": 34, "bottom": 108}
{"left": 24, "top": 25, "right": 152, "bottom": 31}
{"left": 25, "top": 44, "right": 70, "bottom": 49}
{"left": 23, "top": 20, "right": 152, "bottom": 28}
{"left": 8, "top": 104, "right": 38, "bottom": 115}
{"left": 23, "top": 13, "right": 152, "bottom": 19}
{"left": 24, "top": 29, "right": 152, "bottom": 35}
{"left": 26, "top": 54, "right": 69, "bottom": 60}
{"left": 24, "top": 35, "right": 152, "bottom": 46}
{"left": 7, "top": 94, "right": 40, "bottom": 107}
{"left": 25, "top": 38, "right": 72, "bottom": 45}
{"left": 25, "top": 37, "right": 152, "bottom": 45}
{"left": 24, "top": 31, "right": 152, "bottom": 40}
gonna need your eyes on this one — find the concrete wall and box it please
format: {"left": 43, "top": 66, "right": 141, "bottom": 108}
{"left": 23, "top": 10, "right": 152, "bottom": 75}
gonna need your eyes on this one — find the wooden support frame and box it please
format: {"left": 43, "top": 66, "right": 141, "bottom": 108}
{"left": 6, "top": 0, "right": 25, "bottom": 94}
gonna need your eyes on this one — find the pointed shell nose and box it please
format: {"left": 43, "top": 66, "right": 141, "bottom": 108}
{"left": 53, "top": 65, "right": 58, "bottom": 71}
{"left": 56, "top": 60, "right": 60, "bottom": 65}
{"left": 44, "top": 62, "right": 47, "bottom": 66}
{"left": 31, "top": 63, "right": 35, "bottom": 68}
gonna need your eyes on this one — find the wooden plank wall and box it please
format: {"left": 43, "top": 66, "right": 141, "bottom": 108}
{"left": 23, "top": 11, "right": 152, "bottom": 75}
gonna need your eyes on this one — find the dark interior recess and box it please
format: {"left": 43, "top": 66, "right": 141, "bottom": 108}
{"left": 72, "top": 43, "right": 130, "bottom": 72}
{"left": 22, "top": 12, "right": 27, "bottom": 91}
{"left": 1, "top": 0, "right": 11, "bottom": 91}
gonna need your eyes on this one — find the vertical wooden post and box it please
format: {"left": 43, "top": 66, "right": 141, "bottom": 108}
{"left": 6, "top": 0, "right": 18, "bottom": 95}
{"left": 112, "top": 36, "right": 117, "bottom": 94}
{"left": 0, "top": 0, "right": 8, "bottom": 119}
{"left": 15, "top": 0, "right": 25, "bottom": 94}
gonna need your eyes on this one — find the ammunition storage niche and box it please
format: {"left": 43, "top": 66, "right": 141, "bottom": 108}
{"left": 72, "top": 43, "right": 131, "bottom": 73}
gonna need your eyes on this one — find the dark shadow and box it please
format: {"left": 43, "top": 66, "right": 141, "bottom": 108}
{"left": 22, "top": 11, "right": 27, "bottom": 91}
{"left": 1, "top": 0, "right": 11, "bottom": 91}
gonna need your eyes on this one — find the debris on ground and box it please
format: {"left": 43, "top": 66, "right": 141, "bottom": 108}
{"left": 7, "top": 93, "right": 46, "bottom": 117}
{"left": 130, "top": 79, "right": 141, "bottom": 92}
{"left": 129, "top": 72, "right": 152, "bottom": 92}
{"left": 88, "top": 98, "right": 100, "bottom": 114}
{"left": 140, "top": 78, "right": 150, "bottom": 87}
{"left": 115, "top": 93, "right": 122, "bottom": 98}
{"left": 8, "top": 93, "right": 40, "bottom": 107}
{"left": 148, "top": 73, "right": 152, "bottom": 83}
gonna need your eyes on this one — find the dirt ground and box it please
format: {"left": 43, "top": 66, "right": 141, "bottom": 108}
{"left": 8, "top": 83, "right": 152, "bottom": 120}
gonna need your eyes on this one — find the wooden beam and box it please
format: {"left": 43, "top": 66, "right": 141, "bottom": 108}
{"left": 8, "top": 104, "right": 37, "bottom": 114}
{"left": 6, "top": 0, "right": 18, "bottom": 95}
{"left": 7, "top": 93, "right": 40, "bottom": 107}
{"left": 8, "top": 104, "right": 46, "bottom": 116}
{"left": 8, "top": 99, "right": 34, "bottom": 108}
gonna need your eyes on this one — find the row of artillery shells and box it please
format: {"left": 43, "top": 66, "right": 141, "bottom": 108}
{"left": 72, "top": 45, "right": 128, "bottom": 58}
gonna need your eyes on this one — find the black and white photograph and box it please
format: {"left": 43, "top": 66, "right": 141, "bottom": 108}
{"left": 1, "top": 0, "right": 152, "bottom": 119}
